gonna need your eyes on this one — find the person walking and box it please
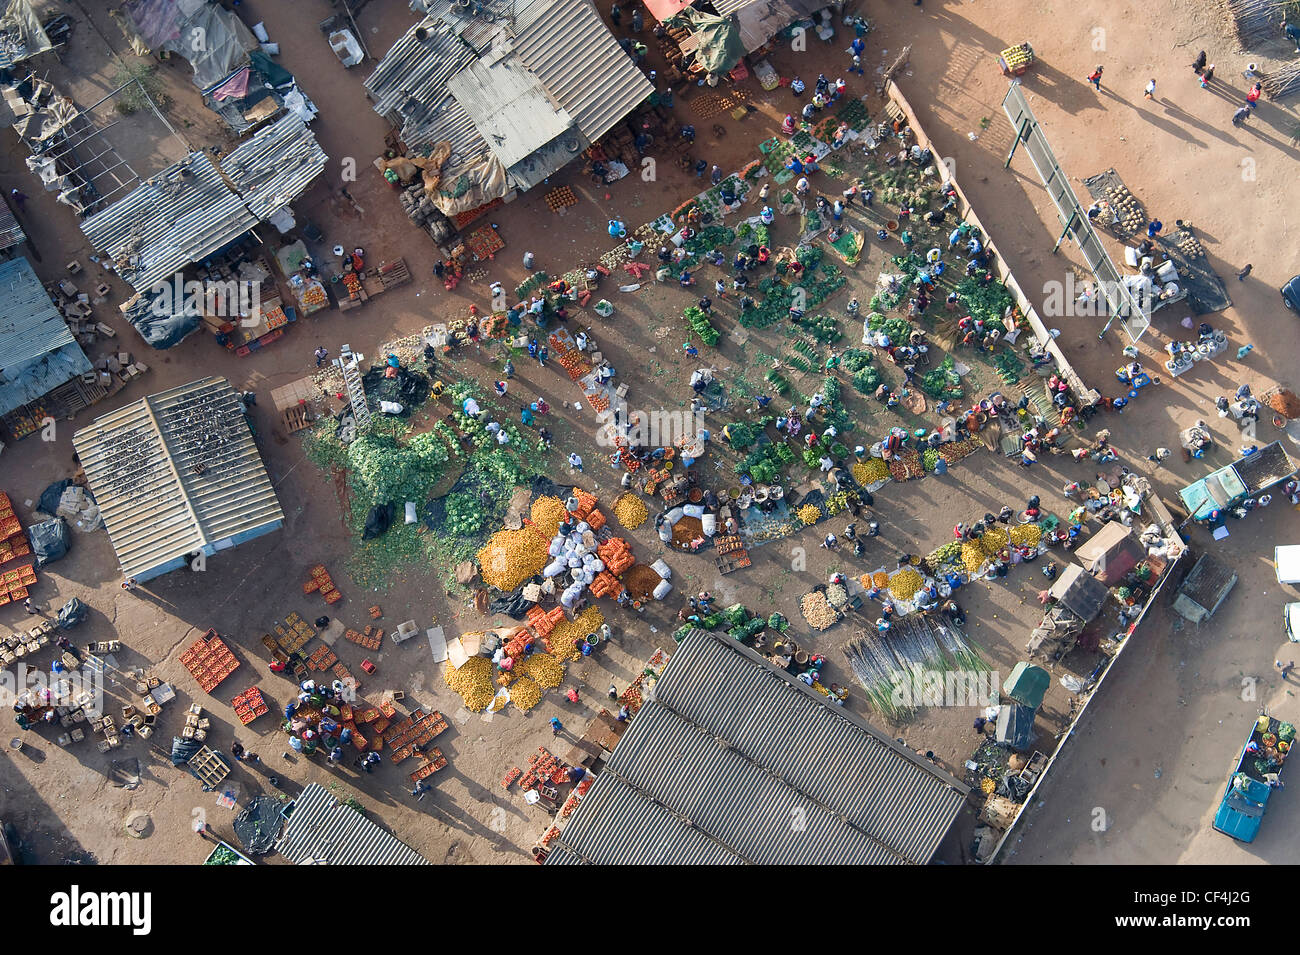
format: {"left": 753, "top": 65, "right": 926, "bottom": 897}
{"left": 1276, "top": 660, "right": 1296, "bottom": 681}
{"left": 9, "top": 188, "right": 25, "bottom": 212}
{"left": 1086, "top": 66, "right": 1103, "bottom": 91}
{"left": 1144, "top": 78, "right": 1156, "bottom": 99}
{"left": 1284, "top": 17, "right": 1300, "bottom": 54}
{"left": 609, "top": 2, "right": 621, "bottom": 27}
{"left": 710, "top": 164, "right": 722, "bottom": 185}
{"left": 537, "top": 345, "right": 548, "bottom": 368}
{"left": 694, "top": 159, "right": 708, "bottom": 178}
{"left": 1246, "top": 81, "right": 1262, "bottom": 105}
{"left": 568, "top": 452, "right": 584, "bottom": 472}
{"left": 314, "top": 345, "right": 329, "bottom": 367}
{"left": 1200, "top": 63, "right": 1215, "bottom": 87}
{"left": 1237, "top": 263, "right": 1253, "bottom": 280}
{"left": 550, "top": 717, "right": 564, "bottom": 736}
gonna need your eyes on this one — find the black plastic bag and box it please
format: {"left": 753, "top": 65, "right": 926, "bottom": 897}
{"left": 56, "top": 597, "right": 88, "bottom": 629}
{"left": 362, "top": 504, "right": 392, "bottom": 540}
{"left": 27, "top": 517, "right": 69, "bottom": 567}
{"left": 37, "top": 480, "right": 72, "bottom": 518}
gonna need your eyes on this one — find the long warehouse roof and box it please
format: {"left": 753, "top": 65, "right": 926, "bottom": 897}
{"left": 71, "top": 376, "right": 283, "bottom": 579}
{"left": 549, "top": 630, "right": 969, "bottom": 865}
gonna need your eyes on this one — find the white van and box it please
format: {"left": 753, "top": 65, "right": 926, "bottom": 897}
{"left": 1277, "top": 545, "right": 1300, "bottom": 585}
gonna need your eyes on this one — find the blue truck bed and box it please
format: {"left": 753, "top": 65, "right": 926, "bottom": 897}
{"left": 1213, "top": 715, "right": 1286, "bottom": 842}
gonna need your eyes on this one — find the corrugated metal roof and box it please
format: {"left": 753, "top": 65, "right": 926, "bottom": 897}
{"left": 0, "top": 256, "right": 76, "bottom": 370}
{"left": 277, "top": 783, "right": 430, "bottom": 865}
{"left": 219, "top": 113, "right": 328, "bottom": 220}
{"left": 79, "top": 152, "right": 258, "bottom": 295}
{"left": 448, "top": 56, "right": 570, "bottom": 168}
{"left": 0, "top": 342, "right": 92, "bottom": 418}
{"left": 512, "top": 0, "right": 652, "bottom": 143}
{"left": 71, "top": 376, "right": 284, "bottom": 580}
{"left": 549, "top": 631, "right": 968, "bottom": 865}
{"left": 0, "top": 197, "right": 26, "bottom": 251}
{"left": 371, "top": 0, "right": 647, "bottom": 164}
{"left": 364, "top": 15, "right": 481, "bottom": 152}
{"left": 0, "top": 253, "right": 90, "bottom": 419}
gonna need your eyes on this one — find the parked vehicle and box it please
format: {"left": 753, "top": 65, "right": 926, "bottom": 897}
{"left": 1282, "top": 274, "right": 1300, "bottom": 312}
{"left": 1178, "top": 441, "right": 1296, "bottom": 522}
{"left": 1214, "top": 714, "right": 1291, "bottom": 842}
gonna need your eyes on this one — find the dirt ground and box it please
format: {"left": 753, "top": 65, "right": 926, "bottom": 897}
{"left": 0, "top": 0, "right": 1297, "bottom": 866}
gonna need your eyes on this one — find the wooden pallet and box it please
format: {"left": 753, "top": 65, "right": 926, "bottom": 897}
{"left": 187, "top": 746, "right": 231, "bottom": 787}
{"left": 378, "top": 258, "right": 411, "bottom": 289}
{"left": 282, "top": 403, "right": 311, "bottom": 434}
{"left": 716, "top": 550, "right": 751, "bottom": 575}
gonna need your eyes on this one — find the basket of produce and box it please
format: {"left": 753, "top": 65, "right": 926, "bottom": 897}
{"left": 999, "top": 42, "right": 1034, "bottom": 76}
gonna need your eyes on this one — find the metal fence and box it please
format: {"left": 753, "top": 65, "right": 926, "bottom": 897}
{"left": 1002, "top": 83, "right": 1150, "bottom": 343}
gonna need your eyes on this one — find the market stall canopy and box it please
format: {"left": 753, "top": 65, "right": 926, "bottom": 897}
{"left": 715, "top": 0, "right": 829, "bottom": 52}
{"left": 0, "top": 0, "right": 50, "bottom": 67}
{"left": 995, "top": 703, "right": 1037, "bottom": 751}
{"left": 667, "top": 6, "right": 748, "bottom": 74}
{"left": 1074, "top": 521, "right": 1143, "bottom": 586}
{"left": 365, "top": 0, "right": 651, "bottom": 213}
{"left": 80, "top": 151, "right": 258, "bottom": 298}
{"left": 118, "top": 0, "right": 258, "bottom": 89}
{"left": 219, "top": 113, "right": 328, "bottom": 221}
{"left": 1004, "top": 662, "right": 1050, "bottom": 709}
{"left": 1048, "top": 563, "right": 1108, "bottom": 623}
{"left": 643, "top": 0, "right": 693, "bottom": 19}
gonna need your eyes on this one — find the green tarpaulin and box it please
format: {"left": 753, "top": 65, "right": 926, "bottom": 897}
{"left": 667, "top": 7, "right": 747, "bottom": 76}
